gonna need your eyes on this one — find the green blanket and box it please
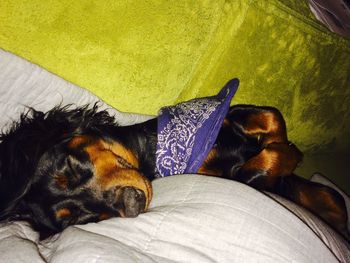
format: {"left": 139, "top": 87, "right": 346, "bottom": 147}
{"left": 0, "top": 0, "right": 349, "bottom": 154}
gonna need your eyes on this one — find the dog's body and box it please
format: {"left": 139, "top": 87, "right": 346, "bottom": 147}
{"left": 0, "top": 103, "right": 348, "bottom": 240}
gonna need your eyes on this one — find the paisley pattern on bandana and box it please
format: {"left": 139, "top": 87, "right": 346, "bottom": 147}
{"left": 155, "top": 78, "right": 239, "bottom": 178}
{"left": 156, "top": 99, "right": 220, "bottom": 176}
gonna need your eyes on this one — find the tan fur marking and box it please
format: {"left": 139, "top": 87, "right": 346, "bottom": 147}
{"left": 222, "top": 118, "right": 230, "bottom": 127}
{"left": 99, "top": 213, "right": 111, "bottom": 221}
{"left": 68, "top": 135, "right": 92, "bottom": 149}
{"left": 56, "top": 208, "right": 71, "bottom": 218}
{"left": 298, "top": 191, "right": 312, "bottom": 208}
{"left": 243, "top": 112, "right": 287, "bottom": 146}
{"left": 297, "top": 188, "right": 347, "bottom": 234}
{"left": 242, "top": 142, "right": 302, "bottom": 177}
{"left": 84, "top": 140, "right": 152, "bottom": 210}
{"left": 197, "top": 148, "right": 222, "bottom": 176}
{"left": 54, "top": 174, "right": 68, "bottom": 189}
{"left": 102, "top": 141, "right": 139, "bottom": 169}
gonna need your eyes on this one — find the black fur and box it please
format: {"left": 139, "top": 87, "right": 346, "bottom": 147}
{"left": 0, "top": 104, "right": 128, "bottom": 238}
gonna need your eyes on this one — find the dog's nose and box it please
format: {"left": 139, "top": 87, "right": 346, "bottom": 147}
{"left": 119, "top": 187, "right": 146, "bottom": 217}
{"left": 104, "top": 186, "right": 146, "bottom": 217}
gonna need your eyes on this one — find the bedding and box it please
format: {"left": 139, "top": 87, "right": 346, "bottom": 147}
{"left": 1, "top": 0, "right": 350, "bottom": 154}
{"left": 0, "top": 49, "right": 349, "bottom": 262}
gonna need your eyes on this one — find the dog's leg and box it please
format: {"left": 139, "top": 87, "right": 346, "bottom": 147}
{"left": 277, "top": 175, "right": 349, "bottom": 239}
{"left": 226, "top": 105, "right": 303, "bottom": 190}
{"left": 226, "top": 105, "right": 348, "bottom": 238}
{"left": 233, "top": 142, "right": 303, "bottom": 190}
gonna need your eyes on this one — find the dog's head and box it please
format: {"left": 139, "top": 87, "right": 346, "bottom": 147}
{"left": 0, "top": 104, "right": 152, "bottom": 239}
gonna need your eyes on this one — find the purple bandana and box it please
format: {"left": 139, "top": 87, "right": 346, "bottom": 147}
{"left": 155, "top": 78, "right": 239, "bottom": 177}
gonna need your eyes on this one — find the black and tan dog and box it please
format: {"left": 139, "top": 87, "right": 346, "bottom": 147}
{"left": 0, "top": 103, "right": 348, "bottom": 240}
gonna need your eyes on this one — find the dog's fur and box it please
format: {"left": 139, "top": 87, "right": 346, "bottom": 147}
{"left": 0, "top": 104, "right": 348, "bottom": 240}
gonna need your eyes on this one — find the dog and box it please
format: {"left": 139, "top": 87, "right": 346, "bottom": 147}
{"left": 0, "top": 82, "right": 348, "bottom": 240}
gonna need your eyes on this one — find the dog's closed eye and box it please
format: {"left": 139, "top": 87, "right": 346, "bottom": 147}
{"left": 66, "top": 155, "right": 84, "bottom": 184}
{"left": 114, "top": 154, "right": 135, "bottom": 169}
{"left": 54, "top": 155, "right": 92, "bottom": 190}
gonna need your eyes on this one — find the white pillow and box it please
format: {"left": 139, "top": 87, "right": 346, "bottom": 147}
{"left": 1, "top": 175, "right": 349, "bottom": 262}
{"left": 0, "top": 49, "right": 152, "bottom": 131}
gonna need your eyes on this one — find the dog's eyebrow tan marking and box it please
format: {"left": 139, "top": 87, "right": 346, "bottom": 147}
{"left": 68, "top": 135, "right": 92, "bottom": 149}
{"left": 56, "top": 208, "right": 71, "bottom": 218}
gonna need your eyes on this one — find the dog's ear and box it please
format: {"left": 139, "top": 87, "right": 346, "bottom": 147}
{"left": 0, "top": 106, "right": 73, "bottom": 215}
{"left": 0, "top": 109, "right": 46, "bottom": 222}
{"left": 0, "top": 135, "right": 34, "bottom": 219}
{"left": 13, "top": 199, "right": 59, "bottom": 240}
{"left": 0, "top": 192, "right": 57, "bottom": 238}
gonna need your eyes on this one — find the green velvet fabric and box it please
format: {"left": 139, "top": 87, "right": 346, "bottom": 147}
{"left": 0, "top": 0, "right": 349, "bottom": 154}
